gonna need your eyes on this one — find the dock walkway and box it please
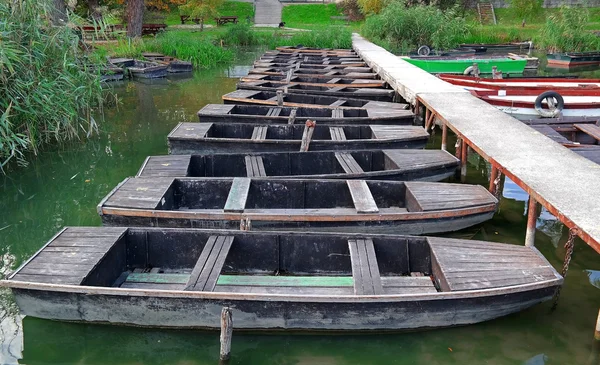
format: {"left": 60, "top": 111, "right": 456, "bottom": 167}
{"left": 352, "top": 34, "right": 600, "bottom": 253}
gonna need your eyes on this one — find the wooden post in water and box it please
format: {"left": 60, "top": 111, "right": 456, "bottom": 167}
{"left": 220, "top": 307, "right": 233, "bottom": 362}
{"left": 595, "top": 309, "right": 600, "bottom": 341}
{"left": 441, "top": 122, "right": 448, "bottom": 151}
{"left": 488, "top": 166, "right": 499, "bottom": 193}
{"left": 276, "top": 90, "right": 284, "bottom": 106}
{"left": 525, "top": 197, "right": 538, "bottom": 247}
{"left": 460, "top": 139, "right": 468, "bottom": 182}
{"left": 300, "top": 120, "right": 316, "bottom": 152}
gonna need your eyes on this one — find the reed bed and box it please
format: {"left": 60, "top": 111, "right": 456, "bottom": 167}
{"left": 0, "top": 1, "right": 104, "bottom": 169}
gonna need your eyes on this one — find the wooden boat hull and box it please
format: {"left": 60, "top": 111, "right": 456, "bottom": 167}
{"left": 439, "top": 75, "right": 600, "bottom": 91}
{"left": 459, "top": 42, "right": 531, "bottom": 51}
{"left": 249, "top": 67, "right": 375, "bottom": 77}
{"left": 241, "top": 75, "right": 385, "bottom": 88}
{"left": 98, "top": 178, "right": 497, "bottom": 235}
{"left": 127, "top": 61, "right": 168, "bottom": 79}
{"left": 136, "top": 150, "right": 460, "bottom": 181}
{"left": 3, "top": 228, "right": 561, "bottom": 331}
{"left": 167, "top": 123, "right": 429, "bottom": 154}
{"left": 404, "top": 58, "right": 527, "bottom": 74}
{"left": 10, "top": 285, "right": 557, "bottom": 331}
{"left": 237, "top": 81, "right": 395, "bottom": 102}
{"left": 547, "top": 52, "right": 600, "bottom": 67}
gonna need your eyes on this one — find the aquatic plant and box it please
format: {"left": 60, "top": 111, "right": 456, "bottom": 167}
{"left": 362, "top": 0, "right": 469, "bottom": 52}
{"left": 0, "top": 1, "right": 104, "bottom": 169}
{"left": 535, "top": 6, "right": 600, "bottom": 53}
{"left": 145, "top": 31, "right": 234, "bottom": 68}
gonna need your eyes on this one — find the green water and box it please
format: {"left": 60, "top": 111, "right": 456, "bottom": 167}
{"left": 1, "top": 51, "right": 600, "bottom": 365}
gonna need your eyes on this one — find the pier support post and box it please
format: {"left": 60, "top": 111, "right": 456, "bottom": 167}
{"left": 441, "top": 122, "right": 448, "bottom": 151}
{"left": 220, "top": 307, "right": 233, "bottom": 362}
{"left": 595, "top": 309, "right": 600, "bottom": 341}
{"left": 488, "top": 166, "right": 499, "bottom": 193}
{"left": 425, "top": 108, "right": 431, "bottom": 129}
{"left": 460, "top": 140, "right": 468, "bottom": 182}
{"left": 525, "top": 197, "right": 538, "bottom": 247}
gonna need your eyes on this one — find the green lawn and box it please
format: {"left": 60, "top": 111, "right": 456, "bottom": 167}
{"left": 282, "top": 3, "right": 361, "bottom": 29}
{"left": 163, "top": 1, "right": 254, "bottom": 26}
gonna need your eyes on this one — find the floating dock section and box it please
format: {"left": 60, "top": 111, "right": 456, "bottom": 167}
{"left": 352, "top": 34, "right": 600, "bottom": 253}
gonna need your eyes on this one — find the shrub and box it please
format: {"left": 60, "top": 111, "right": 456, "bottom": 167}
{"left": 0, "top": 1, "right": 104, "bottom": 168}
{"left": 535, "top": 6, "right": 600, "bottom": 53}
{"left": 357, "top": 0, "right": 388, "bottom": 15}
{"left": 362, "top": 0, "right": 469, "bottom": 52}
{"left": 144, "top": 31, "right": 234, "bottom": 67}
{"left": 509, "top": 0, "right": 543, "bottom": 21}
{"left": 338, "top": 0, "right": 364, "bottom": 21}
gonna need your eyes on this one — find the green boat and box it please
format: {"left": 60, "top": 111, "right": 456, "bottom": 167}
{"left": 403, "top": 57, "right": 527, "bottom": 74}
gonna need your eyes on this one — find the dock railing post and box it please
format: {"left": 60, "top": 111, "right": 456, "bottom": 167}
{"left": 441, "top": 122, "right": 448, "bottom": 151}
{"left": 220, "top": 307, "right": 233, "bottom": 362}
{"left": 525, "top": 197, "right": 538, "bottom": 247}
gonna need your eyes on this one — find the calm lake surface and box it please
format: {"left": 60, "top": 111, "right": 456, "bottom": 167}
{"left": 1, "top": 49, "right": 599, "bottom": 365}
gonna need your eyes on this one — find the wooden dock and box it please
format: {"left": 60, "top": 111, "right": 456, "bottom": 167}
{"left": 352, "top": 34, "right": 600, "bottom": 253}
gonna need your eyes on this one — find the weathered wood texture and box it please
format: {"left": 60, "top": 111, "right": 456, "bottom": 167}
{"left": 185, "top": 235, "right": 234, "bottom": 291}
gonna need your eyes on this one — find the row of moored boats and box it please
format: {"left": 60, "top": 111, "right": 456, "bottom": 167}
{"left": 2, "top": 46, "right": 563, "bottom": 332}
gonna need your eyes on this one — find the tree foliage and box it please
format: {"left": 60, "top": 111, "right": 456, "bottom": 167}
{"left": 509, "top": 0, "right": 543, "bottom": 20}
{"left": 179, "top": 0, "right": 225, "bottom": 30}
{"left": 357, "top": 0, "right": 388, "bottom": 15}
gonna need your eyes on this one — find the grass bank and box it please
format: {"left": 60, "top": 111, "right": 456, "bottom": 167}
{"left": 163, "top": 1, "right": 254, "bottom": 26}
{"left": 1, "top": 1, "right": 104, "bottom": 169}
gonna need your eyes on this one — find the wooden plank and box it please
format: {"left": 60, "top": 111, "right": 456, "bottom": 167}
{"left": 126, "top": 273, "right": 189, "bottom": 284}
{"left": 102, "top": 177, "right": 174, "bottom": 210}
{"left": 347, "top": 180, "right": 379, "bottom": 213}
{"left": 330, "top": 100, "right": 346, "bottom": 108}
{"left": 335, "top": 152, "right": 364, "bottom": 174}
{"left": 327, "top": 78, "right": 342, "bottom": 84}
{"left": 404, "top": 182, "right": 496, "bottom": 212}
{"left": 266, "top": 107, "right": 282, "bottom": 117}
{"left": 288, "top": 108, "right": 297, "bottom": 124}
{"left": 224, "top": 178, "right": 251, "bottom": 212}
{"left": 137, "top": 155, "right": 191, "bottom": 177}
{"left": 216, "top": 275, "right": 353, "bottom": 287}
{"left": 244, "top": 155, "right": 267, "bottom": 177}
{"left": 332, "top": 108, "right": 344, "bottom": 119}
{"left": 251, "top": 126, "right": 268, "bottom": 140}
{"left": 326, "top": 86, "right": 346, "bottom": 92}
{"left": 185, "top": 235, "right": 234, "bottom": 291}
{"left": 574, "top": 123, "right": 600, "bottom": 141}
{"left": 300, "top": 121, "right": 316, "bottom": 152}
{"left": 348, "top": 239, "right": 383, "bottom": 295}
{"left": 329, "top": 126, "right": 347, "bottom": 141}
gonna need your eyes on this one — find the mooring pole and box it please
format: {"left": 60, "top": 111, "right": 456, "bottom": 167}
{"left": 220, "top": 307, "right": 233, "bottom": 362}
{"left": 488, "top": 166, "right": 499, "bottom": 193}
{"left": 595, "top": 309, "right": 600, "bottom": 341}
{"left": 441, "top": 122, "right": 448, "bottom": 151}
{"left": 525, "top": 197, "right": 538, "bottom": 247}
{"left": 460, "top": 139, "right": 468, "bottom": 182}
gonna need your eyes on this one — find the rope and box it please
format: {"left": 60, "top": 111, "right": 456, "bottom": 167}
{"left": 551, "top": 228, "right": 578, "bottom": 310}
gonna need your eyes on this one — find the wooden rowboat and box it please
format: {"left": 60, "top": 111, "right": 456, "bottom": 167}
{"left": 220, "top": 90, "right": 410, "bottom": 111}
{"left": 126, "top": 60, "right": 168, "bottom": 79}
{"left": 142, "top": 52, "right": 193, "bottom": 73}
{"left": 254, "top": 62, "right": 370, "bottom": 71}
{"left": 547, "top": 51, "right": 600, "bottom": 67}
{"left": 254, "top": 61, "right": 368, "bottom": 68}
{"left": 471, "top": 89, "right": 600, "bottom": 117}
{"left": 249, "top": 67, "right": 379, "bottom": 79}
{"left": 259, "top": 56, "right": 364, "bottom": 64}
{"left": 276, "top": 46, "right": 356, "bottom": 54}
{"left": 439, "top": 75, "right": 600, "bottom": 91}
{"left": 403, "top": 57, "right": 527, "bottom": 75}
{"left": 167, "top": 123, "right": 429, "bottom": 154}
{"left": 237, "top": 81, "right": 395, "bottom": 102}
{"left": 263, "top": 50, "right": 358, "bottom": 58}
{"left": 240, "top": 75, "right": 386, "bottom": 88}
{"left": 136, "top": 150, "right": 460, "bottom": 182}
{"left": 2, "top": 227, "right": 561, "bottom": 331}
{"left": 98, "top": 178, "right": 497, "bottom": 234}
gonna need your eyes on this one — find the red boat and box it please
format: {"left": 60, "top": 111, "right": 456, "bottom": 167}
{"left": 439, "top": 75, "right": 600, "bottom": 91}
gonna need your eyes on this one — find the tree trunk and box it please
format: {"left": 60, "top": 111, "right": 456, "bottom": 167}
{"left": 51, "top": 0, "right": 67, "bottom": 25}
{"left": 88, "top": 0, "right": 102, "bottom": 20}
{"left": 126, "top": 0, "right": 145, "bottom": 38}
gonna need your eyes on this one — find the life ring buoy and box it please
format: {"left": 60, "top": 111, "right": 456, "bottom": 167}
{"left": 534, "top": 91, "right": 564, "bottom": 118}
{"left": 463, "top": 66, "right": 475, "bottom": 75}
{"left": 417, "top": 45, "right": 431, "bottom": 56}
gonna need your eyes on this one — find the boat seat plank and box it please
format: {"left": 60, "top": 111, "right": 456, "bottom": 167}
{"left": 168, "top": 122, "right": 213, "bottom": 139}
{"left": 224, "top": 178, "right": 251, "bottom": 212}
{"left": 574, "top": 123, "right": 600, "bottom": 141}
{"left": 347, "top": 180, "right": 379, "bottom": 213}
{"left": 370, "top": 125, "right": 429, "bottom": 140}
{"left": 137, "top": 155, "right": 192, "bottom": 177}
{"left": 245, "top": 156, "right": 267, "bottom": 177}
{"left": 404, "top": 182, "right": 496, "bottom": 212}
{"left": 266, "top": 107, "right": 282, "bottom": 117}
{"left": 529, "top": 125, "right": 571, "bottom": 143}
{"left": 216, "top": 275, "right": 353, "bottom": 287}
{"left": 381, "top": 276, "right": 438, "bottom": 294}
{"left": 428, "top": 237, "right": 560, "bottom": 292}
{"left": 335, "top": 152, "right": 364, "bottom": 174}
{"left": 251, "top": 126, "right": 268, "bottom": 140}
{"left": 103, "top": 177, "right": 175, "bottom": 209}
{"left": 332, "top": 109, "right": 344, "bottom": 119}
{"left": 324, "top": 71, "right": 337, "bottom": 76}
{"left": 214, "top": 285, "right": 354, "bottom": 295}
{"left": 330, "top": 100, "right": 346, "bottom": 108}
{"left": 348, "top": 238, "right": 383, "bottom": 295}
{"left": 326, "top": 86, "right": 346, "bottom": 92}
{"left": 11, "top": 227, "right": 127, "bottom": 285}
{"left": 382, "top": 150, "right": 459, "bottom": 172}
{"left": 185, "top": 235, "right": 234, "bottom": 292}
{"left": 327, "top": 78, "right": 342, "bottom": 84}
{"left": 329, "top": 126, "right": 347, "bottom": 141}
